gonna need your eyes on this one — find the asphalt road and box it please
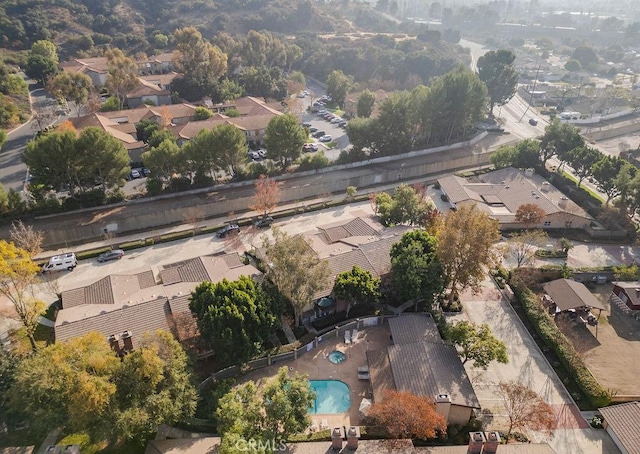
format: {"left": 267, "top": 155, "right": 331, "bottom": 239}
{"left": 0, "top": 78, "right": 62, "bottom": 192}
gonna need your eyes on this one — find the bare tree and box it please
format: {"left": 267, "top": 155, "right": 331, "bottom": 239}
{"left": 498, "top": 381, "right": 555, "bottom": 443}
{"left": 249, "top": 175, "right": 280, "bottom": 216}
{"left": 502, "top": 230, "right": 548, "bottom": 268}
{"left": 10, "top": 221, "right": 44, "bottom": 257}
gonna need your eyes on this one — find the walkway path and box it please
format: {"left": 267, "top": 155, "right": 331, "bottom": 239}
{"left": 452, "top": 274, "right": 620, "bottom": 454}
{"left": 281, "top": 318, "right": 297, "bottom": 344}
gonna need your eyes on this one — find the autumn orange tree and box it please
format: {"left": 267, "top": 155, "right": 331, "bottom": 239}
{"left": 367, "top": 390, "right": 447, "bottom": 440}
{"left": 498, "top": 381, "right": 555, "bottom": 443}
{"left": 0, "top": 240, "right": 44, "bottom": 350}
{"left": 515, "top": 203, "right": 546, "bottom": 228}
{"left": 249, "top": 174, "right": 280, "bottom": 216}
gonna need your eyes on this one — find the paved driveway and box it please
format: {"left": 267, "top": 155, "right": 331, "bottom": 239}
{"left": 453, "top": 275, "right": 620, "bottom": 454}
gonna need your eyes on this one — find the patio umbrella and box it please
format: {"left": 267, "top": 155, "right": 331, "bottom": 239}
{"left": 359, "top": 398, "right": 373, "bottom": 419}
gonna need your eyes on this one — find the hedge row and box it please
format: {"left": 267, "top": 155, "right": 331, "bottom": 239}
{"left": 535, "top": 249, "right": 568, "bottom": 258}
{"left": 511, "top": 283, "right": 611, "bottom": 408}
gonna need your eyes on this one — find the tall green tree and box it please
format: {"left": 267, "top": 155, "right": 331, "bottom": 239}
{"left": 477, "top": 50, "right": 519, "bottom": 115}
{"left": 75, "top": 127, "right": 130, "bottom": 191}
{"left": 111, "top": 330, "right": 197, "bottom": 442}
{"left": 346, "top": 116, "right": 377, "bottom": 154}
{"left": 333, "top": 266, "right": 380, "bottom": 317}
{"left": 48, "top": 72, "right": 93, "bottom": 116}
{"left": 539, "top": 118, "right": 585, "bottom": 166}
{"left": 182, "top": 128, "right": 218, "bottom": 179}
{"left": 264, "top": 113, "right": 306, "bottom": 169}
{"left": 446, "top": 321, "right": 508, "bottom": 369}
{"left": 141, "top": 139, "right": 183, "bottom": 188}
{"left": 592, "top": 155, "right": 626, "bottom": 204}
{"left": 565, "top": 146, "right": 603, "bottom": 187}
{"left": 391, "top": 230, "right": 445, "bottom": 310}
{"left": 106, "top": 48, "right": 139, "bottom": 110}
{"left": 25, "top": 40, "right": 58, "bottom": 84}
{"left": 374, "top": 184, "right": 436, "bottom": 226}
{"left": 30, "top": 40, "right": 58, "bottom": 65}
{"left": 9, "top": 332, "right": 120, "bottom": 438}
{"left": 375, "top": 90, "right": 416, "bottom": 155}
{"left": 189, "top": 276, "right": 278, "bottom": 366}
{"left": 23, "top": 129, "right": 81, "bottom": 193}
{"left": 216, "top": 367, "right": 314, "bottom": 452}
{"left": 357, "top": 90, "right": 376, "bottom": 118}
{"left": 326, "top": 70, "right": 353, "bottom": 107}
{"left": 436, "top": 205, "right": 500, "bottom": 301}
{"left": 262, "top": 227, "right": 330, "bottom": 327}
{"left": 211, "top": 123, "right": 247, "bottom": 176}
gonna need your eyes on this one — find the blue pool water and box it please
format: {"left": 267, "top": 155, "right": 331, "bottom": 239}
{"left": 309, "top": 380, "right": 351, "bottom": 414}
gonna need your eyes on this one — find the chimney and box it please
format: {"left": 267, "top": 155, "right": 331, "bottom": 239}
{"left": 467, "top": 432, "right": 486, "bottom": 454}
{"left": 435, "top": 394, "right": 452, "bottom": 422}
{"left": 483, "top": 431, "right": 501, "bottom": 454}
{"left": 121, "top": 330, "right": 134, "bottom": 352}
{"left": 106, "top": 334, "right": 121, "bottom": 354}
{"left": 346, "top": 426, "right": 360, "bottom": 449}
{"left": 331, "top": 426, "right": 344, "bottom": 451}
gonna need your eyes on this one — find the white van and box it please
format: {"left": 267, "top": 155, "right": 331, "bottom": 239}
{"left": 42, "top": 253, "right": 77, "bottom": 273}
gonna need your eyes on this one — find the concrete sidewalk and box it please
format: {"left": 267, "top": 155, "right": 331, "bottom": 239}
{"left": 454, "top": 275, "right": 620, "bottom": 454}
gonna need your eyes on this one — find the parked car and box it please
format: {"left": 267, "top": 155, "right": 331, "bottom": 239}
{"left": 256, "top": 149, "right": 267, "bottom": 158}
{"left": 97, "top": 249, "right": 125, "bottom": 262}
{"left": 331, "top": 117, "right": 343, "bottom": 124}
{"left": 142, "top": 167, "right": 151, "bottom": 177}
{"left": 313, "top": 101, "right": 325, "bottom": 107}
{"left": 303, "top": 143, "right": 319, "bottom": 152}
{"left": 216, "top": 224, "right": 240, "bottom": 238}
{"left": 129, "top": 169, "right": 141, "bottom": 179}
{"left": 248, "top": 151, "right": 261, "bottom": 160}
{"left": 317, "top": 110, "right": 327, "bottom": 116}
{"left": 319, "top": 135, "right": 333, "bottom": 142}
{"left": 312, "top": 130, "right": 326, "bottom": 138}
{"left": 302, "top": 122, "right": 312, "bottom": 128}
{"left": 309, "top": 127, "right": 318, "bottom": 133}
{"left": 255, "top": 215, "right": 274, "bottom": 228}
{"left": 529, "top": 118, "right": 538, "bottom": 126}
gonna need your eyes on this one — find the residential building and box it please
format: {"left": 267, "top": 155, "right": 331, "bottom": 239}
{"left": 137, "top": 52, "right": 176, "bottom": 75}
{"left": 54, "top": 253, "right": 260, "bottom": 350}
{"left": 127, "top": 72, "right": 180, "bottom": 108}
{"left": 59, "top": 56, "right": 109, "bottom": 87}
{"left": 366, "top": 313, "right": 480, "bottom": 425}
{"left": 611, "top": 281, "right": 640, "bottom": 310}
{"left": 437, "top": 167, "right": 594, "bottom": 230}
{"left": 599, "top": 401, "right": 640, "bottom": 454}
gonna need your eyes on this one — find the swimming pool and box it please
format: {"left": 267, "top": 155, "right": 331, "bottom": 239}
{"left": 328, "top": 350, "right": 346, "bottom": 364}
{"left": 309, "top": 380, "right": 351, "bottom": 414}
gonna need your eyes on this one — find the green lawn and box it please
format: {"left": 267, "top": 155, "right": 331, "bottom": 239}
{"left": 561, "top": 171, "right": 605, "bottom": 203}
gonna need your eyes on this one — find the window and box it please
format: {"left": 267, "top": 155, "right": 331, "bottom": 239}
{"left": 543, "top": 221, "right": 551, "bottom": 227}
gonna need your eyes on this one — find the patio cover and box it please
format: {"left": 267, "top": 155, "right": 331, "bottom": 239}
{"left": 541, "top": 279, "right": 606, "bottom": 311}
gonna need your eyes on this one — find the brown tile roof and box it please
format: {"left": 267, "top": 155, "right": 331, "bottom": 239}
{"left": 160, "top": 253, "right": 255, "bottom": 286}
{"left": 314, "top": 249, "right": 378, "bottom": 300}
{"left": 319, "top": 217, "right": 379, "bottom": 244}
{"left": 438, "top": 167, "right": 591, "bottom": 222}
{"left": 55, "top": 297, "right": 172, "bottom": 349}
{"left": 228, "top": 114, "right": 277, "bottom": 131}
{"left": 599, "top": 401, "right": 640, "bottom": 454}
{"left": 138, "top": 72, "right": 180, "bottom": 87}
{"left": 60, "top": 57, "right": 109, "bottom": 74}
{"left": 388, "top": 313, "right": 442, "bottom": 345}
{"left": 359, "top": 234, "right": 401, "bottom": 276}
{"left": 126, "top": 81, "right": 168, "bottom": 98}
{"left": 61, "top": 270, "right": 157, "bottom": 309}
{"left": 171, "top": 118, "right": 230, "bottom": 139}
{"left": 234, "top": 96, "right": 284, "bottom": 116}
{"left": 612, "top": 281, "right": 640, "bottom": 307}
{"left": 143, "top": 52, "right": 176, "bottom": 64}
{"left": 367, "top": 348, "right": 396, "bottom": 404}
{"left": 385, "top": 314, "right": 480, "bottom": 409}
{"left": 541, "top": 278, "right": 606, "bottom": 311}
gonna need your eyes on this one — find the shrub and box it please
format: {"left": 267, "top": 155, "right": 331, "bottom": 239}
{"left": 511, "top": 282, "right": 611, "bottom": 408}
{"left": 535, "top": 249, "right": 568, "bottom": 258}
{"left": 297, "top": 152, "right": 330, "bottom": 171}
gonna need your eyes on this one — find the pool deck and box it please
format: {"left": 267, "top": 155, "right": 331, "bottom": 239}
{"left": 241, "top": 324, "right": 393, "bottom": 431}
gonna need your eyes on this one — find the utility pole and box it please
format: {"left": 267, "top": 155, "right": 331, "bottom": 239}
{"left": 519, "top": 65, "right": 542, "bottom": 123}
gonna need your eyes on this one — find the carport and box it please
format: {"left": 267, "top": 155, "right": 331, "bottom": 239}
{"left": 541, "top": 279, "right": 606, "bottom": 327}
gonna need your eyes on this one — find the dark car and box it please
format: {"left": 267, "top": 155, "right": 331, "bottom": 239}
{"left": 97, "top": 249, "right": 125, "bottom": 262}
{"left": 216, "top": 224, "right": 240, "bottom": 238}
{"left": 528, "top": 118, "right": 538, "bottom": 126}
{"left": 255, "top": 216, "right": 274, "bottom": 228}
{"left": 312, "top": 130, "right": 326, "bottom": 138}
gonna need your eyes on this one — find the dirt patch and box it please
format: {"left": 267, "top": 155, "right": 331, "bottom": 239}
{"left": 556, "top": 284, "right": 640, "bottom": 397}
